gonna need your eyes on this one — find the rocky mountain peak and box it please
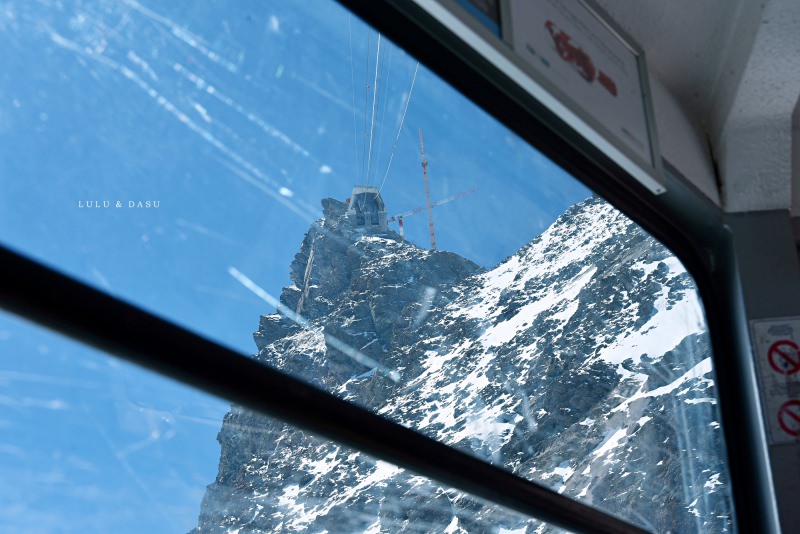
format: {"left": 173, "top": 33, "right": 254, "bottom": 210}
{"left": 255, "top": 197, "right": 481, "bottom": 390}
{"left": 194, "top": 196, "right": 733, "bottom": 534}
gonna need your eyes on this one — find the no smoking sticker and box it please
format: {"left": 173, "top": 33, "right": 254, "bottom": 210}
{"left": 750, "top": 318, "right": 800, "bottom": 445}
{"left": 768, "top": 340, "right": 800, "bottom": 375}
{"left": 778, "top": 400, "right": 800, "bottom": 437}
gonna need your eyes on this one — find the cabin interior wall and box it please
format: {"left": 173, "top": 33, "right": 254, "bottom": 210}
{"left": 647, "top": 72, "right": 719, "bottom": 205}
{"left": 714, "top": 0, "right": 800, "bottom": 214}
{"left": 725, "top": 210, "right": 800, "bottom": 533}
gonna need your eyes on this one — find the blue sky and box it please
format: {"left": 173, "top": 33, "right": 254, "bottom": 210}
{"left": 0, "top": 1, "right": 589, "bottom": 531}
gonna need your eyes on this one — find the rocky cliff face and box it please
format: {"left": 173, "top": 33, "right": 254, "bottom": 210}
{"left": 192, "top": 196, "right": 733, "bottom": 533}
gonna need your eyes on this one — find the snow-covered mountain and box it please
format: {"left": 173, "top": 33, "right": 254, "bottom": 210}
{"left": 192, "top": 196, "right": 733, "bottom": 533}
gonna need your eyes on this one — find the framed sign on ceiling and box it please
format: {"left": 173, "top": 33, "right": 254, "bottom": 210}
{"left": 416, "top": 0, "right": 665, "bottom": 194}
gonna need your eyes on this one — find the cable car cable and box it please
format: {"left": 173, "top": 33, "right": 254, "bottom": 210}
{"left": 378, "top": 62, "right": 419, "bottom": 194}
{"left": 348, "top": 16, "right": 362, "bottom": 184}
{"left": 365, "top": 33, "right": 383, "bottom": 185}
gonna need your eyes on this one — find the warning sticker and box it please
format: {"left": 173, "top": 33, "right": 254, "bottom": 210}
{"left": 777, "top": 400, "right": 800, "bottom": 437}
{"left": 751, "top": 318, "right": 800, "bottom": 445}
{"left": 768, "top": 340, "right": 800, "bottom": 375}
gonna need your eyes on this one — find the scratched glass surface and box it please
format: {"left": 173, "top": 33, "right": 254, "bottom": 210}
{"left": 0, "top": 1, "right": 734, "bottom": 532}
{"left": 0, "top": 0, "right": 586, "bottom": 355}
{"left": 0, "top": 310, "right": 228, "bottom": 533}
{"left": 0, "top": 310, "right": 552, "bottom": 534}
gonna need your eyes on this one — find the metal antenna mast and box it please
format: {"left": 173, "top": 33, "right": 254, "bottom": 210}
{"left": 419, "top": 129, "right": 436, "bottom": 250}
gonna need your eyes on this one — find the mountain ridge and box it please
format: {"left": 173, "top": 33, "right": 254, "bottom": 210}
{"left": 193, "top": 196, "right": 732, "bottom": 533}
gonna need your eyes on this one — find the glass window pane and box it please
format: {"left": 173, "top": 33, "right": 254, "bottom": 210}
{"left": 0, "top": 311, "right": 227, "bottom": 533}
{"left": 0, "top": 0, "right": 584, "bottom": 355}
{"left": 0, "top": 310, "right": 554, "bottom": 534}
{"left": 0, "top": 0, "right": 734, "bottom": 532}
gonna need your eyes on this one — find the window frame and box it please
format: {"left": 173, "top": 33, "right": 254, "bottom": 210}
{"left": 0, "top": 1, "right": 776, "bottom": 532}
